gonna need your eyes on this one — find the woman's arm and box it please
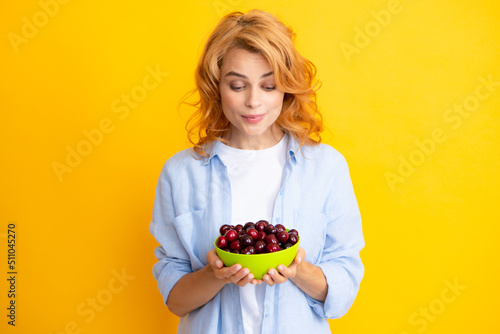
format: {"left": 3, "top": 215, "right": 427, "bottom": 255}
{"left": 262, "top": 247, "right": 328, "bottom": 302}
{"left": 166, "top": 249, "right": 257, "bottom": 317}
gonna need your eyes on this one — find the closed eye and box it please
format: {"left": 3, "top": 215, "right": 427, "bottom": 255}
{"left": 230, "top": 85, "right": 244, "bottom": 91}
{"left": 229, "top": 85, "right": 276, "bottom": 92}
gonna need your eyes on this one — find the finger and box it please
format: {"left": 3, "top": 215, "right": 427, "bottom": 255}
{"left": 213, "top": 263, "right": 241, "bottom": 280}
{"left": 207, "top": 249, "right": 223, "bottom": 269}
{"left": 231, "top": 267, "right": 249, "bottom": 282}
{"left": 294, "top": 248, "right": 305, "bottom": 265}
{"left": 262, "top": 274, "right": 274, "bottom": 286}
{"left": 236, "top": 271, "right": 255, "bottom": 287}
{"left": 229, "top": 263, "right": 243, "bottom": 273}
{"left": 232, "top": 268, "right": 251, "bottom": 285}
{"left": 267, "top": 268, "right": 286, "bottom": 285}
{"left": 277, "top": 264, "right": 294, "bottom": 279}
{"left": 250, "top": 278, "right": 264, "bottom": 285}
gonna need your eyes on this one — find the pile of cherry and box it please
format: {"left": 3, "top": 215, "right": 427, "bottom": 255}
{"left": 215, "top": 220, "right": 299, "bottom": 254}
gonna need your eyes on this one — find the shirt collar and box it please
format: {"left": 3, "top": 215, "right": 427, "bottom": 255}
{"left": 285, "top": 133, "right": 301, "bottom": 164}
{"left": 201, "top": 133, "right": 302, "bottom": 166}
{"left": 201, "top": 140, "right": 220, "bottom": 166}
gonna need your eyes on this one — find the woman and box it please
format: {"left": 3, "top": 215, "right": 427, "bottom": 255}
{"left": 149, "top": 9, "right": 364, "bottom": 333}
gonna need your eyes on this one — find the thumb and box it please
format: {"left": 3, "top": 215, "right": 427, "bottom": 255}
{"left": 207, "top": 248, "right": 223, "bottom": 268}
{"left": 295, "top": 247, "right": 305, "bottom": 264}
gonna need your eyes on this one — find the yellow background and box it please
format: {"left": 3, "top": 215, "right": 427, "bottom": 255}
{"left": 1, "top": 0, "right": 499, "bottom": 333}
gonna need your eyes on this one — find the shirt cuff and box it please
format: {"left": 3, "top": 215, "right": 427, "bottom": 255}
{"left": 155, "top": 260, "right": 191, "bottom": 305}
{"left": 307, "top": 262, "right": 357, "bottom": 319}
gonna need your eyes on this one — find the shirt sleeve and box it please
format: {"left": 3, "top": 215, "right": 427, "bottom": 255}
{"left": 306, "top": 155, "right": 365, "bottom": 319}
{"left": 149, "top": 163, "right": 192, "bottom": 305}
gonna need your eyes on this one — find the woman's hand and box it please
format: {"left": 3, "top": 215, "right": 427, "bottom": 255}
{"left": 206, "top": 248, "right": 260, "bottom": 287}
{"left": 262, "top": 247, "right": 306, "bottom": 286}
{"left": 167, "top": 248, "right": 260, "bottom": 317}
{"left": 261, "top": 247, "right": 327, "bottom": 301}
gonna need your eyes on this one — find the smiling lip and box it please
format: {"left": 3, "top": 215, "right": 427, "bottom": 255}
{"left": 242, "top": 113, "right": 266, "bottom": 124}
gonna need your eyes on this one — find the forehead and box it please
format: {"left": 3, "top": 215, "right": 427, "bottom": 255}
{"left": 220, "top": 48, "right": 272, "bottom": 75}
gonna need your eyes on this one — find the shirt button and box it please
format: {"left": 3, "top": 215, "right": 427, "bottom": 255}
{"left": 276, "top": 217, "right": 280, "bottom": 223}
{"left": 265, "top": 313, "right": 270, "bottom": 318}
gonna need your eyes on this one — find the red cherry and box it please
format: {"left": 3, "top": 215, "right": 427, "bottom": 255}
{"left": 256, "top": 220, "right": 269, "bottom": 226}
{"left": 224, "top": 229, "right": 238, "bottom": 242}
{"left": 255, "top": 221, "right": 266, "bottom": 232}
{"left": 266, "top": 243, "right": 280, "bottom": 253}
{"left": 235, "top": 224, "right": 244, "bottom": 233}
{"left": 256, "top": 231, "right": 266, "bottom": 241}
{"left": 219, "top": 224, "right": 232, "bottom": 235}
{"left": 246, "top": 228, "right": 258, "bottom": 240}
{"left": 241, "top": 246, "right": 256, "bottom": 255}
{"left": 264, "top": 224, "right": 277, "bottom": 235}
{"left": 276, "top": 231, "right": 289, "bottom": 244}
{"left": 216, "top": 236, "right": 227, "bottom": 249}
{"left": 275, "top": 224, "right": 286, "bottom": 233}
{"left": 288, "top": 229, "right": 299, "bottom": 236}
{"left": 288, "top": 233, "right": 298, "bottom": 245}
{"left": 244, "top": 222, "right": 255, "bottom": 230}
{"left": 230, "top": 240, "right": 241, "bottom": 251}
{"left": 240, "top": 234, "right": 254, "bottom": 248}
{"left": 264, "top": 234, "right": 278, "bottom": 245}
{"left": 254, "top": 240, "right": 266, "bottom": 253}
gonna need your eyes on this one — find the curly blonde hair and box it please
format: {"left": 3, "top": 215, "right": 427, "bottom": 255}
{"left": 182, "top": 9, "right": 323, "bottom": 156}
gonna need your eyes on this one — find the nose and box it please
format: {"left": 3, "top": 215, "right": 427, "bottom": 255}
{"left": 245, "top": 87, "right": 262, "bottom": 109}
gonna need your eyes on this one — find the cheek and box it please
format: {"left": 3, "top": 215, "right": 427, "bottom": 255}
{"left": 266, "top": 93, "right": 285, "bottom": 111}
{"left": 220, "top": 90, "right": 241, "bottom": 110}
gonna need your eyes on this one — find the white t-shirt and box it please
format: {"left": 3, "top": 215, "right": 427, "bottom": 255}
{"left": 218, "top": 134, "right": 287, "bottom": 334}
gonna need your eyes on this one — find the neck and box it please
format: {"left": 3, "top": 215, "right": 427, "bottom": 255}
{"left": 224, "top": 127, "right": 285, "bottom": 150}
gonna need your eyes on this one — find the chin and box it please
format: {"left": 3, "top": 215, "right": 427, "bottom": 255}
{"left": 242, "top": 127, "right": 269, "bottom": 138}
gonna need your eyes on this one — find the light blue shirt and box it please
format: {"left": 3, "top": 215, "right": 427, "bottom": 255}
{"left": 149, "top": 134, "right": 365, "bottom": 333}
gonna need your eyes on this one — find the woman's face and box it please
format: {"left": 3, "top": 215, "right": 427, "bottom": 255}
{"left": 219, "top": 48, "right": 285, "bottom": 149}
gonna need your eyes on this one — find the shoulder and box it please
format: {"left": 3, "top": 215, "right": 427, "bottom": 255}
{"left": 160, "top": 147, "right": 204, "bottom": 178}
{"left": 300, "top": 142, "right": 348, "bottom": 169}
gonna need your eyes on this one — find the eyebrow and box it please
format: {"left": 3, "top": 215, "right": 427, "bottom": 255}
{"left": 224, "top": 71, "right": 274, "bottom": 79}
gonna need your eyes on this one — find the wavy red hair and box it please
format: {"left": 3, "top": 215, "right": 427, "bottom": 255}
{"left": 181, "top": 9, "right": 323, "bottom": 157}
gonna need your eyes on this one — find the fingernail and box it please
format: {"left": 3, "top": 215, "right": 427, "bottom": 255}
{"left": 268, "top": 270, "right": 274, "bottom": 276}
{"left": 297, "top": 256, "right": 302, "bottom": 264}
{"left": 216, "top": 260, "right": 222, "bottom": 268}
{"left": 278, "top": 265, "right": 284, "bottom": 272}
{"left": 242, "top": 269, "right": 249, "bottom": 275}
{"left": 235, "top": 264, "right": 242, "bottom": 271}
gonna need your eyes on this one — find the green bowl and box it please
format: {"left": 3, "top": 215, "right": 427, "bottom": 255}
{"left": 214, "top": 236, "right": 300, "bottom": 280}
